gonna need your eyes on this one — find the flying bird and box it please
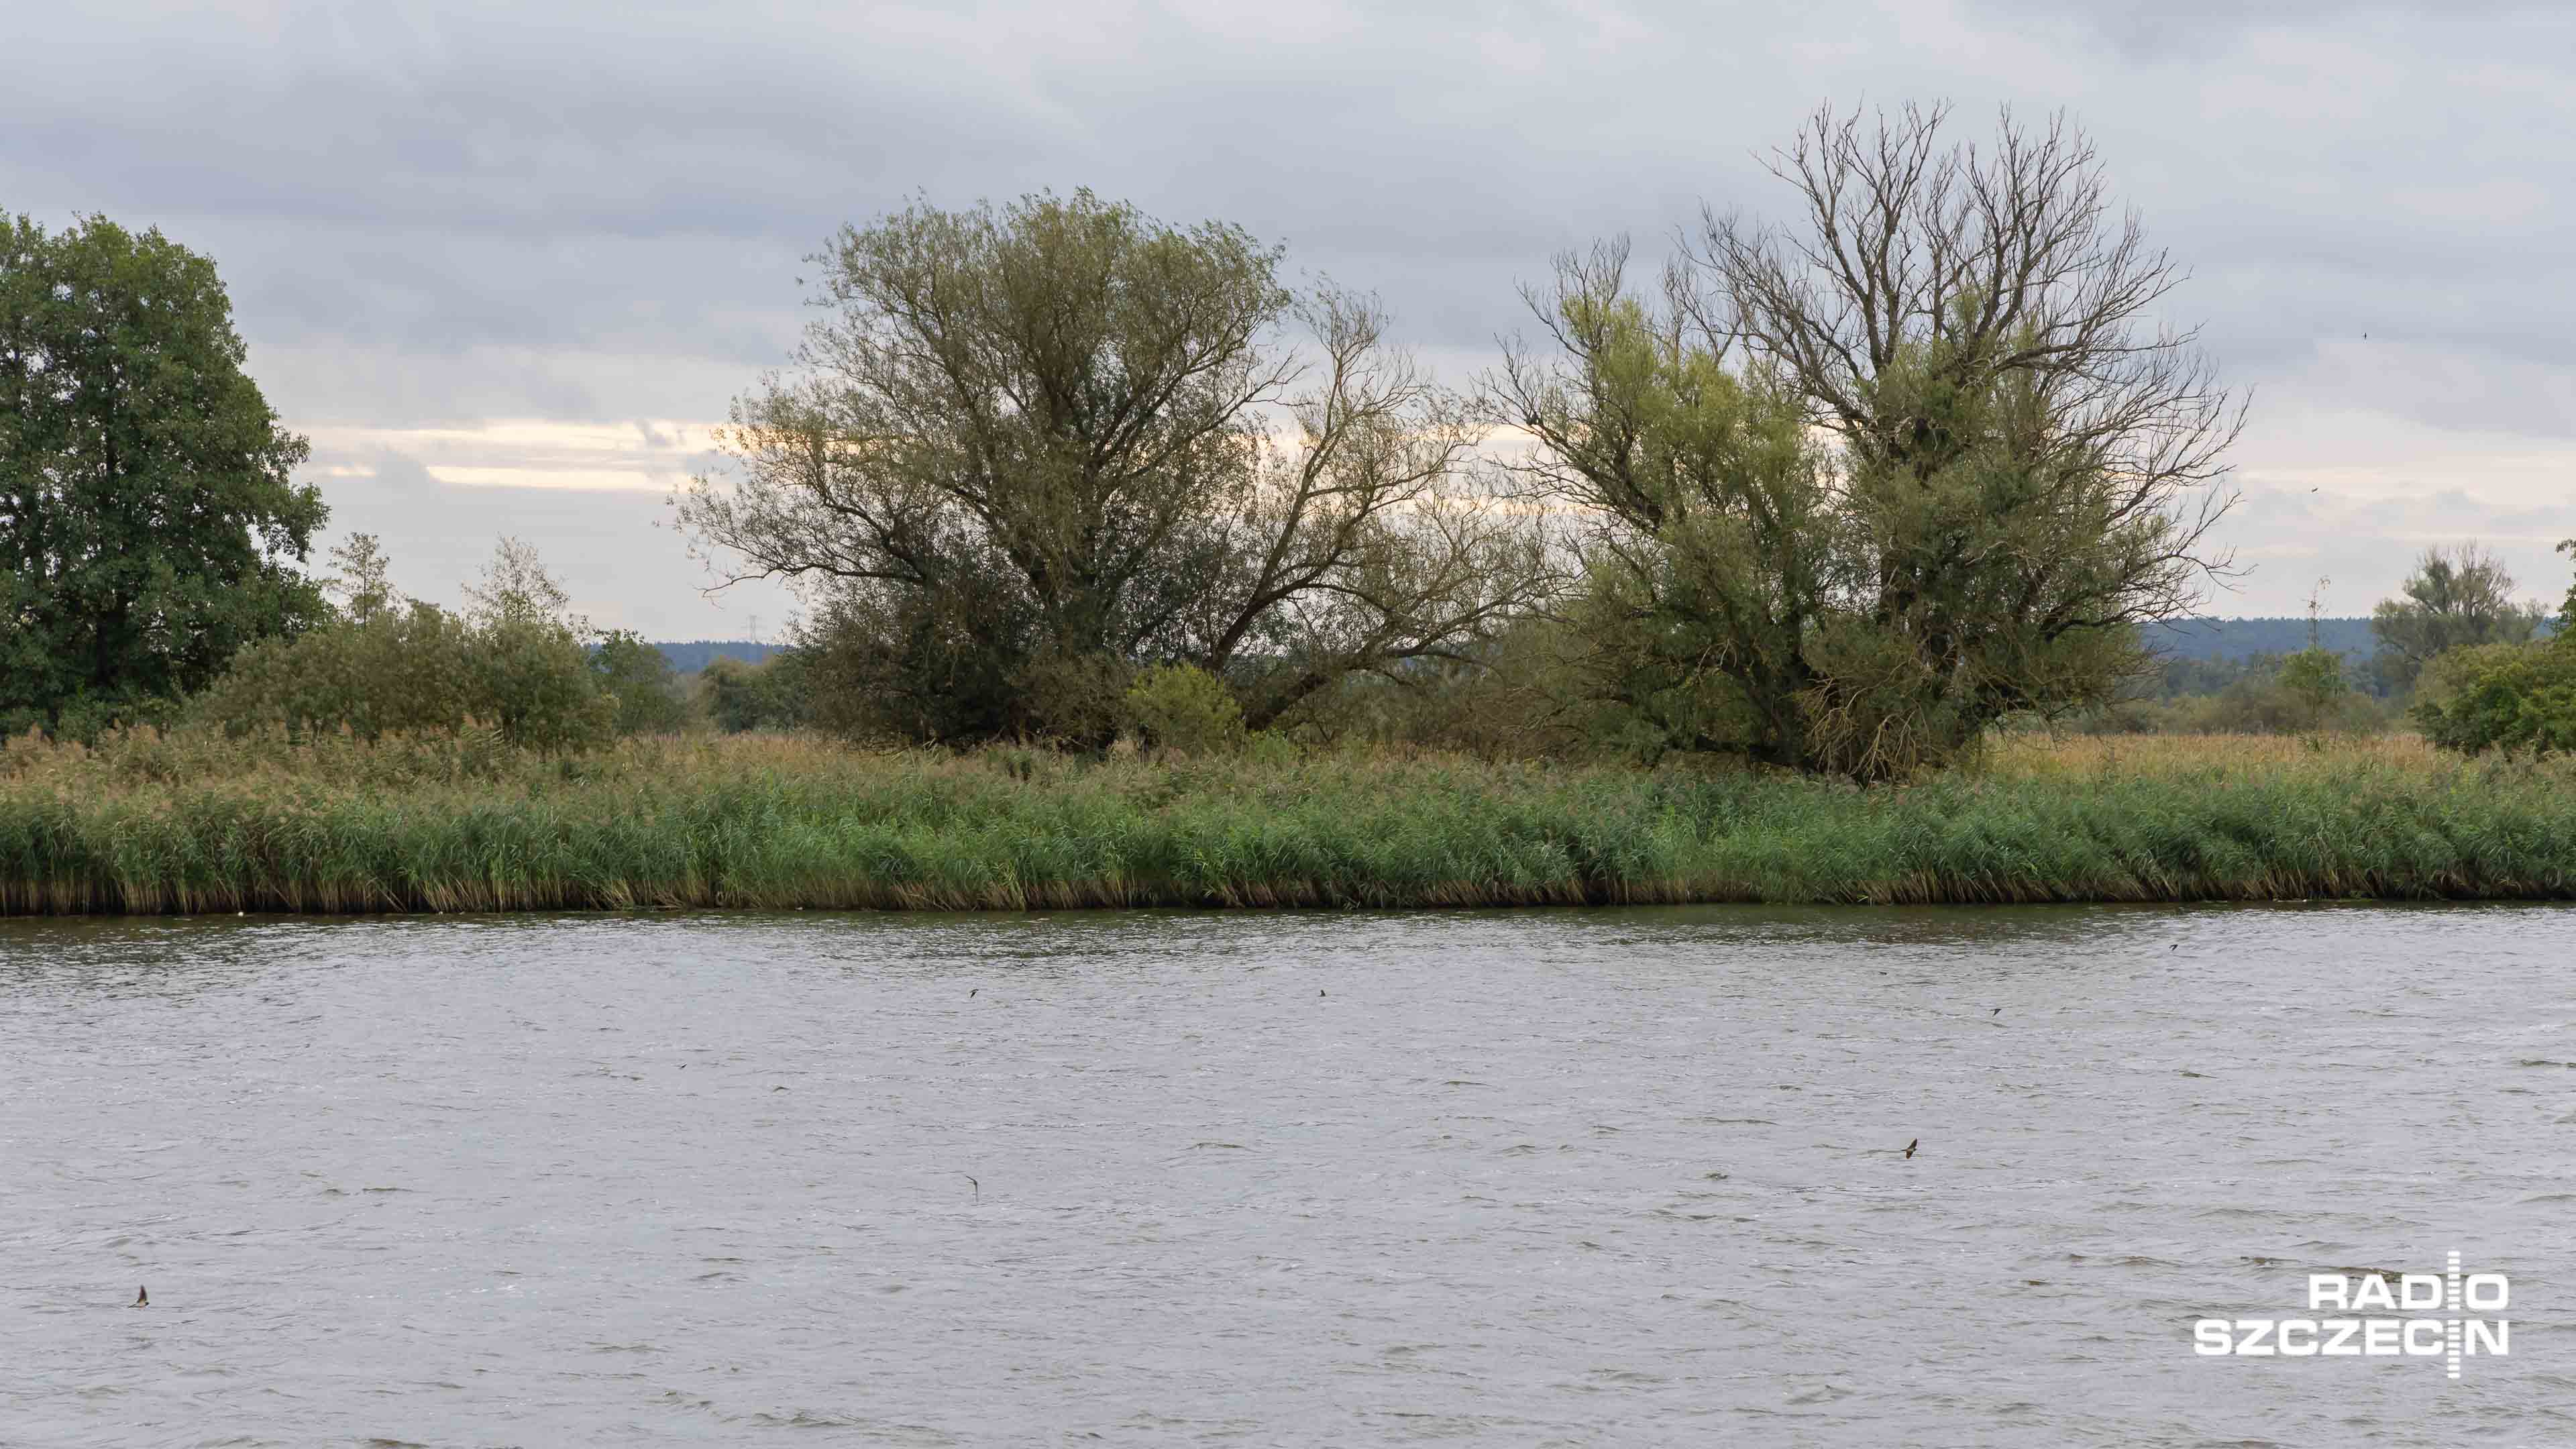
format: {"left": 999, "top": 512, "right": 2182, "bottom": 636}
{"left": 969, "top": 988, "right": 978, "bottom": 998}
{"left": 1990, "top": 1008, "right": 2000, "bottom": 1017}
{"left": 133, "top": 1286, "right": 148, "bottom": 1307}
{"left": 1903, "top": 1139, "right": 1919, "bottom": 1160}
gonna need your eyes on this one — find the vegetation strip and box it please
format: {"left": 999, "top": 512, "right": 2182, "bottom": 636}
{"left": 6, "top": 733, "right": 2570, "bottom": 916}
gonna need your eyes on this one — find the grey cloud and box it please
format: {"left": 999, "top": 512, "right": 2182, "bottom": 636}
{"left": 7, "top": 0, "right": 2571, "bottom": 622}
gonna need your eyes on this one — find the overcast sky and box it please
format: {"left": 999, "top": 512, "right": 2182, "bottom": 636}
{"left": 8, "top": 0, "right": 2571, "bottom": 635}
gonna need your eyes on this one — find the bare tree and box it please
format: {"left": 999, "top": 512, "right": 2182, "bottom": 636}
{"left": 1695, "top": 102, "right": 2240, "bottom": 517}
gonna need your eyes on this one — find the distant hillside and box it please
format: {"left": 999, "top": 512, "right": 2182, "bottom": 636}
{"left": 2147, "top": 615, "right": 2556, "bottom": 663}
{"left": 655, "top": 618, "right": 2547, "bottom": 675}
{"left": 655, "top": 640, "right": 786, "bottom": 674}
{"left": 2142, "top": 617, "right": 2375, "bottom": 663}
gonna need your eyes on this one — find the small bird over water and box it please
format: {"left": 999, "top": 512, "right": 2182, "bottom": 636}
{"left": 133, "top": 1286, "right": 148, "bottom": 1307}
{"left": 1990, "top": 1008, "right": 2000, "bottom": 1017}
{"left": 1903, "top": 1139, "right": 1919, "bottom": 1160}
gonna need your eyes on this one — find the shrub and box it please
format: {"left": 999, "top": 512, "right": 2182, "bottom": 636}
{"left": 698, "top": 653, "right": 811, "bottom": 733}
{"left": 191, "top": 602, "right": 614, "bottom": 751}
{"left": 473, "top": 616, "right": 616, "bottom": 751}
{"left": 592, "top": 630, "right": 691, "bottom": 735}
{"left": 2414, "top": 637, "right": 2576, "bottom": 757}
{"left": 1124, "top": 664, "right": 1245, "bottom": 755}
{"left": 193, "top": 602, "right": 478, "bottom": 741}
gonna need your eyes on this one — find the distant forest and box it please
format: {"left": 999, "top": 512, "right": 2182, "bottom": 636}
{"left": 653, "top": 640, "right": 788, "bottom": 674}
{"left": 652, "top": 622, "right": 2379, "bottom": 676}
{"left": 2137, "top": 618, "right": 2375, "bottom": 663}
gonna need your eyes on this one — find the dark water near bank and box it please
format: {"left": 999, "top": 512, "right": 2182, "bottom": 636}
{"left": 3, "top": 906, "right": 2572, "bottom": 1447}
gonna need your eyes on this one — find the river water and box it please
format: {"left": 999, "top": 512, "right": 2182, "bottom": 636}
{"left": 2, "top": 904, "right": 2569, "bottom": 1446}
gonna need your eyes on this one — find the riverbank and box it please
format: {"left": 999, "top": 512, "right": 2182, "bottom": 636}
{"left": 3, "top": 729, "right": 2571, "bottom": 914}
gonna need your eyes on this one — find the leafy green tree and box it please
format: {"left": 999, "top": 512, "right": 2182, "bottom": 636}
{"left": 2369, "top": 543, "right": 2544, "bottom": 693}
{"left": 2411, "top": 547, "right": 2576, "bottom": 755}
{"left": 464, "top": 535, "right": 582, "bottom": 630}
{"left": 2414, "top": 639, "right": 2576, "bottom": 757}
{"left": 1496, "top": 254, "right": 1833, "bottom": 767}
{"left": 2275, "top": 647, "right": 2349, "bottom": 729}
{"left": 591, "top": 630, "right": 690, "bottom": 735}
{"left": 1711, "top": 106, "right": 2237, "bottom": 777}
{"left": 679, "top": 189, "right": 1547, "bottom": 745}
{"left": 1498, "top": 120, "right": 2239, "bottom": 782}
{"left": 697, "top": 653, "right": 811, "bottom": 733}
{"left": 1, "top": 213, "right": 325, "bottom": 735}
{"left": 323, "top": 533, "right": 401, "bottom": 621}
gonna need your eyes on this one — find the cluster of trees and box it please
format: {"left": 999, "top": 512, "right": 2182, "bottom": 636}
{"left": 676, "top": 105, "right": 2246, "bottom": 777}
{"left": 2406, "top": 541, "right": 2576, "bottom": 755}
{"left": 11, "top": 105, "right": 2573, "bottom": 771}
{"left": 191, "top": 534, "right": 692, "bottom": 749}
{"left": 2, "top": 213, "right": 701, "bottom": 751}
{"left": 2072, "top": 544, "right": 2572, "bottom": 741}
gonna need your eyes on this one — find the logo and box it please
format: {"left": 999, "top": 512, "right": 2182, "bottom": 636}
{"left": 2194, "top": 1251, "right": 2509, "bottom": 1379}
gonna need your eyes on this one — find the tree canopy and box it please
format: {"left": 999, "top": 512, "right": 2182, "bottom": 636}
{"left": 678, "top": 189, "right": 1548, "bottom": 744}
{"left": 1493, "top": 105, "right": 2241, "bottom": 777}
{"left": 2369, "top": 542, "right": 2545, "bottom": 692}
{"left": 1, "top": 213, "right": 325, "bottom": 735}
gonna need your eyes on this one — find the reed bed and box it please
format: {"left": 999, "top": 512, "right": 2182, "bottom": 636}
{"left": 3, "top": 727, "right": 2571, "bottom": 915}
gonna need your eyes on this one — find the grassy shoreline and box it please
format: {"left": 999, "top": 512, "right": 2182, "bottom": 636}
{"left": 4, "top": 731, "right": 2572, "bottom": 916}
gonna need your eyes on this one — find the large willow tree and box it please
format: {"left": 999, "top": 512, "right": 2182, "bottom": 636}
{"left": 679, "top": 190, "right": 1546, "bottom": 743}
{"left": 1495, "top": 105, "right": 2241, "bottom": 778}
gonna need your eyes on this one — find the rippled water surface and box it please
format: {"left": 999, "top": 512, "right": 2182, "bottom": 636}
{"left": 4, "top": 904, "right": 2572, "bottom": 1446}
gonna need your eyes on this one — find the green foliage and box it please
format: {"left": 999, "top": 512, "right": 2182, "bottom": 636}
{"left": 1124, "top": 664, "right": 1246, "bottom": 755}
{"left": 9, "top": 733, "right": 2576, "bottom": 915}
{"left": 2414, "top": 637, "right": 2576, "bottom": 757}
{"left": 1276, "top": 619, "right": 1604, "bottom": 760}
{"left": 464, "top": 535, "right": 582, "bottom": 629}
{"left": 591, "top": 630, "right": 690, "bottom": 735}
{"left": 2061, "top": 647, "right": 2399, "bottom": 736}
{"left": 2369, "top": 543, "right": 2545, "bottom": 693}
{"left": 324, "top": 533, "right": 400, "bottom": 622}
{"left": 188, "top": 539, "right": 614, "bottom": 751}
{"left": 698, "top": 653, "right": 811, "bottom": 733}
{"left": 193, "top": 600, "right": 480, "bottom": 741}
{"left": 1, "top": 213, "right": 326, "bottom": 735}
{"left": 1243, "top": 731, "right": 1300, "bottom": 767}
{"left": 191, "top": 603, "right": 614, "bottom": 751}
{"left": 473, "top": 616, "right": 616, "bottom": 751}
{"left": 1501, "top": 258, "right": 2183, "bottom": 778}
{"left": 681, "top": 189, "right": 1543, "bottom": 747}
{"left": 2276, "top": 647, "right": 2349, "bottom": 727}
{"left": 2143, "top": 617, "right": 2379, "bottom": 666}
